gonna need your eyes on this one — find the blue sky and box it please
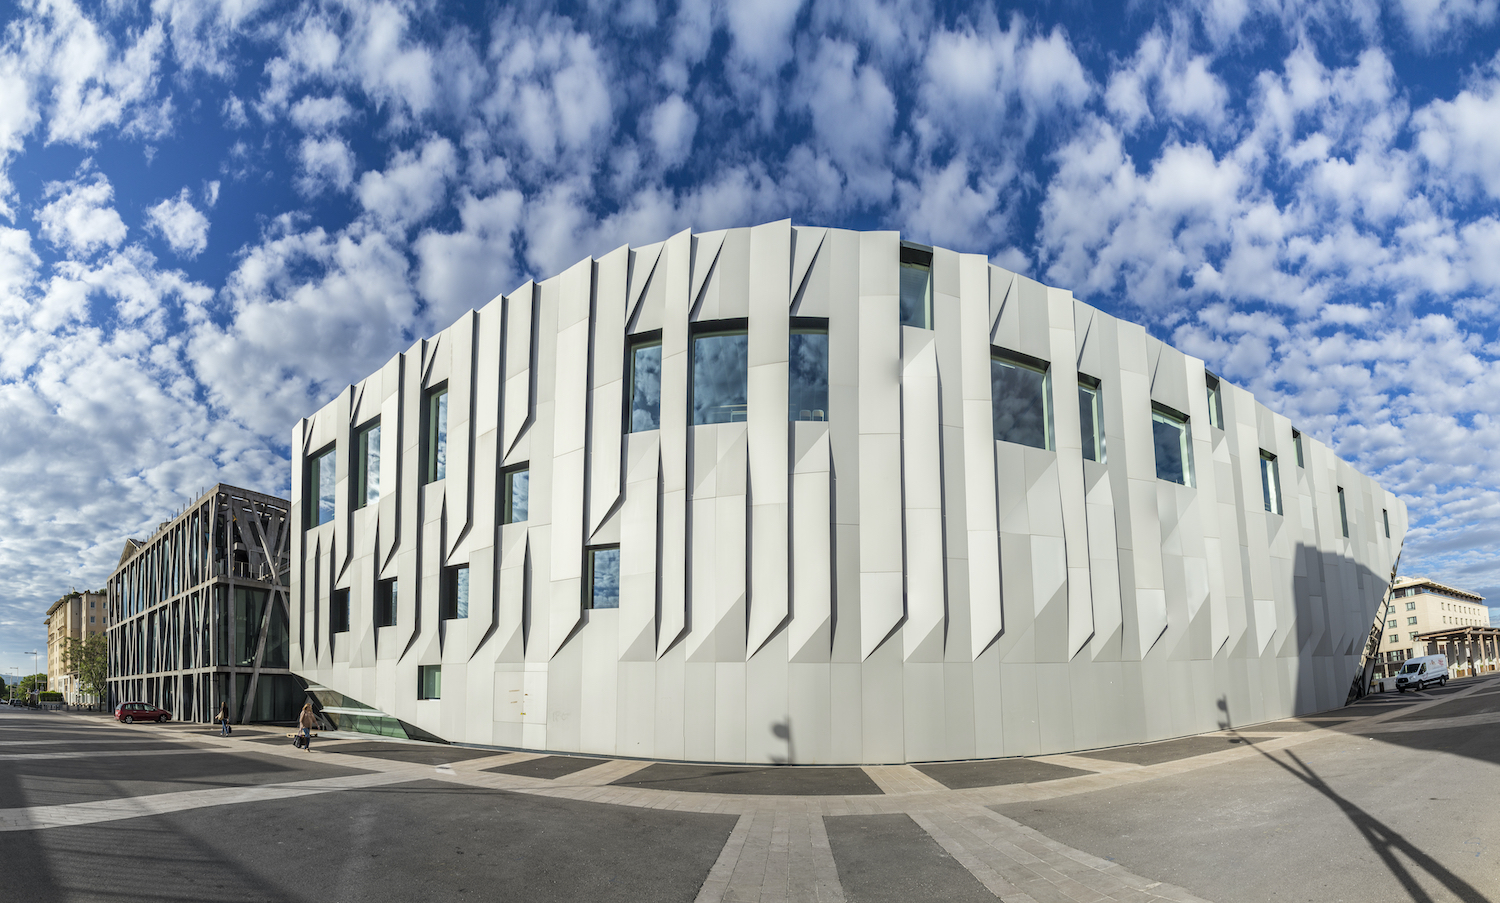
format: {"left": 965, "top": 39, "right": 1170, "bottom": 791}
{"left": 3, "top": 0, "right": 1500, "bottom": 673}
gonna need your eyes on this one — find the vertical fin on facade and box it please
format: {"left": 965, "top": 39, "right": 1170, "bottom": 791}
{"left": 589, "top": 246, "right": 630, "bottom": 539}
{"left": 657, "top": 228, "right": 693, "bottom": 657}
{"left": 789, "top": 425, "right": 832, "bottom": 662}
{"left": 901, "top": 330, "right": 945, "bottom": 661}
{"left": 960, "top": 254, "right": 1003, "bottom": 659}
{"left": 547, "top": 258, "right": 595, "bottom": 659}
{"left": 789, "top": 225, "right": 826, "bottom": 306}
{"left": 619, "top": 432, "right": 660, "bottom": 662}
{"left": 1046, "top": 286, "right": 1094, "bottom": 659}
{"left": 626, "top": 241, "right": 663, "bottom": 327}
{"left": 747, "top": 219, "right": 792, "bottom": 657}
{"left": 857, "top": 231, "right": 904, "bottom": 660}
{"left": 503, "top": 283, "right": 536, "bottom": 460}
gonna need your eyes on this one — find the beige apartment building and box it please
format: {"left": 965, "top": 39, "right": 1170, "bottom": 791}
{"left": 44, "top": 590, "right": 108, "bottom": 704}
{"left": 1373, "top": 577, "right": 1492, "bottom": 679}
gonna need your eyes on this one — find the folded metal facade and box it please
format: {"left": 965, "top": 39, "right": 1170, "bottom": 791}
{"left": 291, "top": 222, "right": 1405, "bottom": 763}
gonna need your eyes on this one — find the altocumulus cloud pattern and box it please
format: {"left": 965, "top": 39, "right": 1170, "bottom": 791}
{"left": 1, "top": 0, "right": 1499, "bottom": 670}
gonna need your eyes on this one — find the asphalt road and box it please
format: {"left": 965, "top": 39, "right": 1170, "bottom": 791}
{"left": 4, "top": 675, "right": 1500, "bottom": 903}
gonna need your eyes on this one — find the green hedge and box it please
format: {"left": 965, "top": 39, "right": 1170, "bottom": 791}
{"left": 39, "top": 692, "right": 63, "bottom": 702}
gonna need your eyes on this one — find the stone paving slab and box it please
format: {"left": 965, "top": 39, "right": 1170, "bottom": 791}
{"left": 1072, "top": 735, "right": 1277, "bottom": 767}
{"left": 826, "top": 813, "right": 996, "bottom": 903}
{"left": 613, "top": 763, "right": 883, "bottom": 796}
{"left": 915, "top": 758, "right": 1097, "bottom": 790}
{"left": 313, "top": 740, "right": 504, "bottom": 765}
{"left": 485, "top": 754, "right": 606, "bottom": 780}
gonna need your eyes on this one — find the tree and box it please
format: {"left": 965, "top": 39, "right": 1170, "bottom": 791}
{"left": 62, "top": 636, "right": 108, "bottom": 709}
{"left": 17, "top": 673, "right": 46, "bottom": 701}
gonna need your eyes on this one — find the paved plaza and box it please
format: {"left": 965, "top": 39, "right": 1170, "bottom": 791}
{"left": 4, "top": 677, "right": 1499, "bottom": 903}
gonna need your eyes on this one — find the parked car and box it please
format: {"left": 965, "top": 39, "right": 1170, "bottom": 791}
{"left": 114, "top": 701, "right": 171, "bottom": 723}
{"left": 1395, "top": 654, "right": 1449, "bottom": 692}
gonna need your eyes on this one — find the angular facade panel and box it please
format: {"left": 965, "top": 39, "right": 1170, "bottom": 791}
{"left": 291, "top": 224, "right": 1406, "bottom": 764}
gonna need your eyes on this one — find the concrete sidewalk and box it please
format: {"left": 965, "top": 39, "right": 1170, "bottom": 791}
{"left": 4, "top": 676, "right": 1499, "bottom": 902}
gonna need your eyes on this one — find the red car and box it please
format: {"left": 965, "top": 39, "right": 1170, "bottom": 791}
{"left": 115, "top": 701, "right": 171, "bottom": 724}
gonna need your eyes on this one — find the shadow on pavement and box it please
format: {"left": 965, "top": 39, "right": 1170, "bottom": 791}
{"left": 1219, "top": 697, "right": 1489, "bottom": 903}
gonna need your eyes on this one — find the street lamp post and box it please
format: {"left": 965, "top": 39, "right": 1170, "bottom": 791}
{"left": 25, "top": 651, "right": 39, "bottom": 706}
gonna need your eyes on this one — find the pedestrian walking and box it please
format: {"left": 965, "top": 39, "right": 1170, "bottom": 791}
{"left": 217, "top": 701, "right": 230, "bottom": 736}
{"left": 298, "top": 703, "right": 317, "bottom": 751}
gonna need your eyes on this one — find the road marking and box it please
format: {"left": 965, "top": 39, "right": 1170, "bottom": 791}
{"left": 0, "top": 767, "right": 428, "bottom": 832}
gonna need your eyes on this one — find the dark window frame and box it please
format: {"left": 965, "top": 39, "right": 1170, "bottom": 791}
{"left": 690, "top": 319, "right": 750, "bottom": 426}
{"left": 990, "top": 348, "right": 1054, "bottom": 450}
{"left": 1151, "top": 403, "right": 1193, "bottom": 487}
{"left": 899, "top": 243, "right": 934, "bottom": 330}
{"left": 375, "top": 578, "right": 397, "bottom": 628}
{"left": 789, "top": 317, "right": 830, "bottom": 422}
{"left": 424, "top": 383, "right": 449, "bottom": 484}
{"left": 1205, "top": 373, "right": 1224, "bottom": 430}
{"left": 585, "top": 545, "right": 621, "bottom": 611}
{"left": 626, "top": 330, "right": 663, "bottom": 433}
{"left": 1260, "top": 450, "right": 1282, "bottom": 515}
{"left": 331, "top": 588, "right": 350, "bottom": 634}
{"left": 1078, "top": 374, "right": 1104, "bottom": 463}
{"left": 501, "top": 464, "right": 530, "bottom": 525}
{"left": 353, "top": 418, "right": 381, "bottom": 510}
{"left": 305, "top": 444, "right": 336, "bottom": 529}
{"left": 417, "top": 664, "right": 441, "bottom": 700}
{"left": 1337, "top": 486, "right": 1350, "bottom": 537}
{"left": 440, "top": 564, "right": 470, "bottom": 620}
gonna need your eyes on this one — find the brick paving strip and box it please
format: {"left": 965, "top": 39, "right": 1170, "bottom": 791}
{"left": 2, "top": 681, "right": 1492, "bottom": 901}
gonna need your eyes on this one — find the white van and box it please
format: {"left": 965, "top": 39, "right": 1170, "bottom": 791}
{"left": 1395, "top": 654, "right": 1449, "bottom": 692}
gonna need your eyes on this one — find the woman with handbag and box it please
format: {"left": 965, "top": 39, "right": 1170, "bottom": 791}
{"left": 217, "top": 701, "right": 230, "bottom": 736}
{"left": 297, "top": 703, "right": 317, "bottom": 751}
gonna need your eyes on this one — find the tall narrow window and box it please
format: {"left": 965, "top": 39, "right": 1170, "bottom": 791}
{"left": 1260, "top": 451, "right": 1282, "bottom": 514}
{"left": 354, "top": 420, "right": 381, "bottom": 509}
{"left": 1338, "top": 486, "right": 1349, "bottom": 537}
{"left": 1292, "top": 429, "right": 1304, "bottom": 467}
{"left": 1078, "top": 377, "right": 1104, "bottom": 462}
{"left": 503, "top": 466, "right": 530, "bottom": 524}
{"left": 425, "top": 384, "right": 448, "bottom": 483}
{"left": 1383, "top": 508, "right": 1390, "bottom": 539}
{"left": 586, "top": 546, "right": 620, "bottom": 610}
{"left": 331, "top": 588, "right": 350, "bottom": 634}
{"left": 991, "top": 353, "right": 1052, "bottom": 449}
{"left": 789, "top": 321, "right": 829, "bottom": 421}
{"left": 899, "top": 245, "right": 933, "bottom": 329}
{"left": 1205, "top": 373, "right": 1224, "bottom": 429}
{"left": 692, "top": 327, "right": 749, "bottom": 424}
{"left": 306, "top": 446, "right": 335, "bottom": 528}
{"left": 1151, "top": 406, "right": 1193, "bottom": 486}
{"left": 375, "top": 578, "right": 397, "bottom": 628}
{"left": 418, "top": 665, "right": 441, "bottom": 700}
{"left": 629, "top": 336, "right": 662, "bottom": 431}
{"left": 441, "top": 565, "right": 469, "bottom": 620}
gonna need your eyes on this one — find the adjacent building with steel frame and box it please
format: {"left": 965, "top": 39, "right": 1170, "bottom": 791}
{"left": 106, "top": 484, "right": 300, "bottom": 724}
{"left": 290, "top": 222, "right": 1406, "bottom": 764}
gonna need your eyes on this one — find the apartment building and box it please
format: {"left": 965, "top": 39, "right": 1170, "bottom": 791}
{"left": 44, "top": 590, "right": 108, "bottom": 704}
{"left": 1374, "top": 577, "right": 1493, "bottom": 679}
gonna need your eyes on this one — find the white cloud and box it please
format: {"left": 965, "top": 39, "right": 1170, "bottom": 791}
{"left": 484, "top": 16, "right": 613, "bottom": 169}
{"left": 356, "top": 137, "right": 458, "bottom": 230}
{"left": 1396, "top": 0, "right": 1498, "bottom": 47}
{"left": 792, "top": 39, "right": 897, "bottom": 205}
{"left": 296, "top": 135, "right": 357, "bottom": 195}
{"left": 35, "top": 170, "right": 128, "bottom": 255}
{"left": 1413, "top": 67, "right": 1500, "bottom": 201}
{"left": 645, "top": 94, "right": 698, "bottom": 168}
{"left": 1104, "top": 26, "right": 1229, "bottom": 133}
{"left": 145, "top": 188, "right": 210, "bottom": 257}
{"left": 414, "top": 187, "right": 525, "bottom": 328}
{"left": 289, "top": 94, "right": 354, "bottom": 132}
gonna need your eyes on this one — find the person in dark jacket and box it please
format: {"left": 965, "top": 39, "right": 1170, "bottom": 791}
{"left": 298, "top": 703, "right": 317, "bottom": 751}
{"left": 217, "top": 701, "right": 230, "bottom": 736}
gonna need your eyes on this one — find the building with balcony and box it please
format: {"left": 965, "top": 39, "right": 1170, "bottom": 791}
{"left": 106, "top": 484, "right": 302, "bottom": 724}
{"left": 44, "top": 590, "right": 107, "bottom": 705}
{"left": 290, "top": 222, "right": 1405, "bottom": 764}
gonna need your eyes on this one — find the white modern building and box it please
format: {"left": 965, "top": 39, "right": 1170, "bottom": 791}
{"left": 291, "top": 222, "right": 1405, "bottom": 764}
